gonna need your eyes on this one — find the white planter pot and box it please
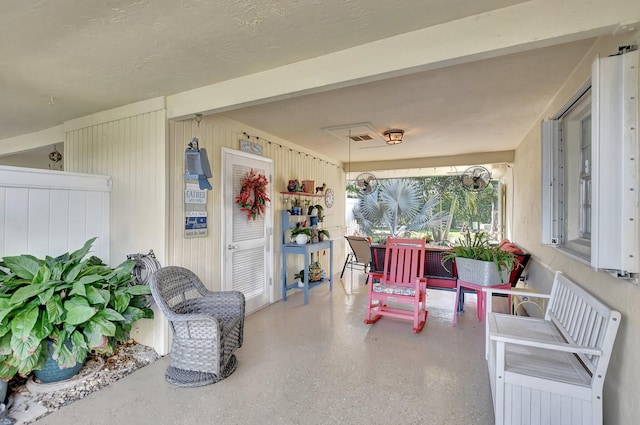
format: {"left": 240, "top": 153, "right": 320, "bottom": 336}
{"left": 455, "top": 257, "right": 510, "bottom": 286}
{"left": 0, "top": 379, "right": 7, "bottom": 403}
{"left": 295, "top": 234, "right": 309, "bottom": 244}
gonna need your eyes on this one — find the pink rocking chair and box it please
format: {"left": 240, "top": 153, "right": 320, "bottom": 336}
{"left": 363, "top": 238, "right": 428, "bottom": 333}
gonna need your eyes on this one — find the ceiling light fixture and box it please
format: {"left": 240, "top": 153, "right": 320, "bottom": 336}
{"left": 383, "top": 129, "right": 404, "bottom": 145}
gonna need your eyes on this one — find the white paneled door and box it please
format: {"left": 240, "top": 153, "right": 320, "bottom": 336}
{"left": 222, "top": 148, "right": 274, "bottom": 314}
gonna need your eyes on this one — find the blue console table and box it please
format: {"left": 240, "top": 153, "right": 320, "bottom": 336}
{"left": 282, "top": 240, "right": 333, "bottom": 305}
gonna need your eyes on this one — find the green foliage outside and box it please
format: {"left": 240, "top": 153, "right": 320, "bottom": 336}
{"left": 349, "top": 175, "right": 499, "bottom": 244}
{"left": 351, "top": 179, "right": 449, "bottom": 243}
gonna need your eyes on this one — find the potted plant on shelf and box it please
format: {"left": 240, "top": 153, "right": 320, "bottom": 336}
{"left": 0, "top": 238, "right": 154, "bottom": 383}
{"left": 313, "top": 204, "right": 325, "bottom": 223}
{"left": 318, "top": 229, "right": 330, "bottom": 241}
{"left": 442, "top": 231, "right": 517, "bottom": 286}
{"left": 294, "top": 269, "right": 305, "bottom": 287}
{"left": 290, "top": 226, "right": 311, "bottom": 244}
{"left": 308, "top": 262, "right": 322, "bottom": 281}
{"left": 290, "top": 197, "right": 302, "bottom": 216}
{"left": 293, "top": 261, "right": 324, "bottom": 288}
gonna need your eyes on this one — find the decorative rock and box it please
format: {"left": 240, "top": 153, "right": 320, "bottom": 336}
{"left": 7, "top": 342, "right": 158, "bottom": 424}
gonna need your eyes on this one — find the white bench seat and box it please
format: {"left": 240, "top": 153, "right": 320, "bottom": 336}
{"left": 484, "top": 272, "right": 621, "bottom": 425}
{"left": 491, "top": 315, "right": 593, "bottom": 387}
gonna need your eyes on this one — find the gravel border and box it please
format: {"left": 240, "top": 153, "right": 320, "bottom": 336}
{"left": 5, "top": 342, "right": 158, "bottom": 424}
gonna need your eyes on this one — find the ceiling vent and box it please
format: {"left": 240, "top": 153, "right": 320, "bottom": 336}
{"left": 322, "top": 122, "right": 384, "bottom": 144}
{"left": 349, "top": 134, "right": 374, "bottom": 142}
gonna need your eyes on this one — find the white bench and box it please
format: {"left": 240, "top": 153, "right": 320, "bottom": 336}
{"left": 483, "top": 271, "right": 621, "bottom": 425}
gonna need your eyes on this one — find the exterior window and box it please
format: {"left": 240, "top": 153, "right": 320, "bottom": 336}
{"left": 542, "top": 47, "right": 639, "bottom": 278}
{"left": 579, "top": 116, "right": 591, "bottom": 240}
{"left": 559, "top": 87, "right": 592, "bottom": 259}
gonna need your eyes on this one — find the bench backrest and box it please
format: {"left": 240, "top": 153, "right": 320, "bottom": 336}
{"left": 546, "top": 272, "right": 621, "bottom": 377}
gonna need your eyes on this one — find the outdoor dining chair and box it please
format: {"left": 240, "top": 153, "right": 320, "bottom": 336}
{"left": 341, "top": 235, "right": 373, "bottom": 278}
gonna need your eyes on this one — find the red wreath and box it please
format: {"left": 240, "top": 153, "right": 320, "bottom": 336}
{"left": 235, "top": 169, "right": 270, "bottom": 220}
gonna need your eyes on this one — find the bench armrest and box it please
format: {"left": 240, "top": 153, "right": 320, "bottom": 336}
{"left": 488, "top": 314, "right": 602, "bottom": 356}
{"left": 490, "top": 332, "right": 603, "bottom": 356}
{"left": 483, "top": 287, "right": 551, "bottom": 359}
{"left": 482, "top": 287, "right": 551, "bottom": 299}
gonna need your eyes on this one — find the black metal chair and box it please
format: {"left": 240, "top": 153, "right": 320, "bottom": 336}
{"left": 149, "top": 266, "right": 245, "bottom": 387}
{"left": 341, "top": 236, "right": 372, "bottom": 278}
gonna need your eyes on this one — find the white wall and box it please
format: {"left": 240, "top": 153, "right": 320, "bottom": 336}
{"left": 30, "top": 98, "right": 346, "bottom": 357}
{"left": 168, "top": 115, "right": 346, "bottom": 297}
{"left": 62, "top": 98, "right": 169, "bottom": 356}
{"left": 64, "top": 99, "right": 167, "bottom": 265}
{"left": 512, "top": 32, "right": 640, "bottom": 425}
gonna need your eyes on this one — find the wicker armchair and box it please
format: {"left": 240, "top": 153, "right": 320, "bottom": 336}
{"left": 149, "top": 266, "right": 245, "bottom": 387}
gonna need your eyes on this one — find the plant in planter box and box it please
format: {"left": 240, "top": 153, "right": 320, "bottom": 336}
{"left": 0, "top": 238, "right": 153, "bottom": 381}
{"left": 442, "top": 231, "right": 517, "bottom": 285}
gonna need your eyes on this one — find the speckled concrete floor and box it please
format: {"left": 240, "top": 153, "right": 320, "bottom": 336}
{"left": 35, "top": 272, "right": 496, "bottom": 425}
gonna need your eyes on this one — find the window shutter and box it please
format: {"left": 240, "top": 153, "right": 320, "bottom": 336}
{"left": 541, "top": 119, "right": 562, "bottom": 246}
{"left": 591, "top": 49, "right": 639, "bottom": 276}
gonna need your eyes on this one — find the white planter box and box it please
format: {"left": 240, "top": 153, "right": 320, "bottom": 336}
{"left": 455, "top": 257, "right": 510, "bottom": 286}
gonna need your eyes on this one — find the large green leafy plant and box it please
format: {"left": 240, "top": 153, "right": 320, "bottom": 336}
{"left": 0, "top": 238, "right": 153, "bottom": 380}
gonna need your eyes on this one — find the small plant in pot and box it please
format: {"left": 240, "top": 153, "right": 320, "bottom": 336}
{"left": 294, "top": 262, "right": 323, "bottom": 287}
{"left": 0, "top": 238, "right": 153, "bottom": 383}
{"left": 318, "top": 229, "right": 330, "bottom": 241}
{"left": 442, "top": 231, "right": 518, "bottom": 286}
{"left": 313, "top": 205, "right": 325, "bottom": 223}
{"left": 290, "top": 226, "right": 312, "bottom": 244}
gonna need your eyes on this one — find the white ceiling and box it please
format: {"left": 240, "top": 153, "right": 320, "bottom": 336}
{"left": 220, "top": 39, "right": 594, "bottom": 165}
{"left": 1, "top": 0, "right": 637, "bottom": 175}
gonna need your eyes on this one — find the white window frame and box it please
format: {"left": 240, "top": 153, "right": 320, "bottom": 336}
{"left": 542, "top": 83, "right": 592, "bottom": 260}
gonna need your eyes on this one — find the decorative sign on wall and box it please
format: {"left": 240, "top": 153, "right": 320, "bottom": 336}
{"left": 184, "top": 180, "right": 207, "bottom": 238}
{"left": 185, "top": 211, "right": 207, "bottom": 237}
{"left": 240, "top": 139, "right": 263, "bottom": 156}
{"left": 184, "top": 137, "right": 213, "bottom": 190}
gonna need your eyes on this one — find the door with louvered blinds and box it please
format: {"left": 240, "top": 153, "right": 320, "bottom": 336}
{"left": 222, "top": 148, "right": 274, "bottom": 314}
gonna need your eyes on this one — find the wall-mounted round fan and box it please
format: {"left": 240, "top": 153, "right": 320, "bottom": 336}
{"left": 355, "top": 172, "right": 378, "bottom": 195}
{"left": 460, "top": 166, "right": 491, "bottom": 192}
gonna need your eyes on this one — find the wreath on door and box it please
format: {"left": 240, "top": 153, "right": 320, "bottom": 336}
{"left": 235, "top": 169, "right": 270, "bottom": 220}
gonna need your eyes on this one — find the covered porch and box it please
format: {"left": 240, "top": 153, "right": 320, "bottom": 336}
{"left": 0, "top": 3, "right": 639, "bottom": 424}
{"left": 29, "top": 272, "right": 504, "bottom": 425}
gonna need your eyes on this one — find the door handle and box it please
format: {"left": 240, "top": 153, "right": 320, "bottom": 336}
{"left": 228, "top": 244, "right": 238, "bottom": 250}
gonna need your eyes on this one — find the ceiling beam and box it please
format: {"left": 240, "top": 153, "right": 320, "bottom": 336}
{"left": 166, "top": 0, "right": 640, "bottom": 121}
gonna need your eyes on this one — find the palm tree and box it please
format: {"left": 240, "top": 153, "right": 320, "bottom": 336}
{"left": 352, "top": 179, "right": 450, "bottom": 241}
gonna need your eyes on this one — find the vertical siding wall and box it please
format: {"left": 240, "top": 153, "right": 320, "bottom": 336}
{"left": 64, "top": 108, "right": 167, "bottom": 265}
{"left": 0, "top": 166, "right": 110, "bottom": 261}
{"left": 63, "top": 102, "right": 169, "bottom": 355}
{"left": 169, "top": 115, "right": 345, "bottom": 294}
